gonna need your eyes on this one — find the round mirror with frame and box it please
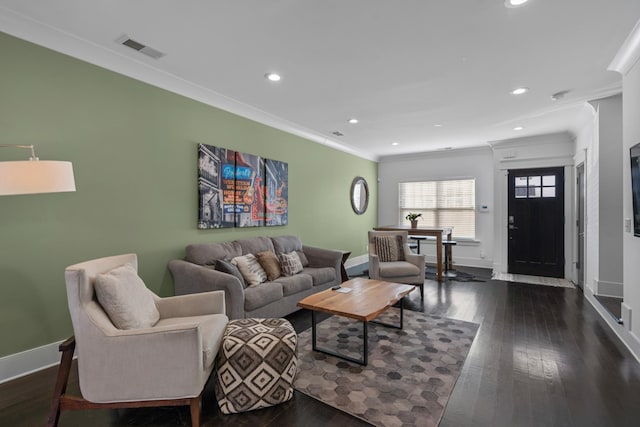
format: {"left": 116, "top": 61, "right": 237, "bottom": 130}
{"left": 350, "top": 176, "right": 369, "bottom": 215}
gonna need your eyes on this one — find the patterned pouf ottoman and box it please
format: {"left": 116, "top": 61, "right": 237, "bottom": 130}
{"left": 215, "top": 318, "right": 298, "bottom": 414}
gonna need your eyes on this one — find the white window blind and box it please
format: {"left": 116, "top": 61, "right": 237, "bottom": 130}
{"left": 399, "top": 178, "right": 476, "bottom": 239}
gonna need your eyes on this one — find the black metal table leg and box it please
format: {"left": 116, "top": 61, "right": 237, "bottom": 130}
{"left": 309, "top": 297, "right": 406, "bottom": 366}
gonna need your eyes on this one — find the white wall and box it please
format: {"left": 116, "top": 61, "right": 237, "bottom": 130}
{"left": 622, "top": 47, "right": 640, "bottom": 354}
{"left": 490, "top": 133, "right": 576, "bottom": 276}
{"left": 588, "top": 95, "right": 624, "bottom": 297}
{"left": 377, "top": 147, "right": 494, "bottom": 268}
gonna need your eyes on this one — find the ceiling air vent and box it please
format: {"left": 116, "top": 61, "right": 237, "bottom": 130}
{"left": 332, "top": 131, "right": 344, "bottom": 137}
{"left": 116, "top": 35, "right": 165, "bottom": 59}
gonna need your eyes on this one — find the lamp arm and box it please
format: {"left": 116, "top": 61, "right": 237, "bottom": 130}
{"left": 0, "top": 144, "right": 38, "bottom": 160}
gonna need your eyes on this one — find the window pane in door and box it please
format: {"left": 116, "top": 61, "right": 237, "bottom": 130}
{"left": 528, "top": 176, "right": 541, "bottom": 186}
{"left": 528, "top": 187, "right": 541, "bottom": 198}
{"left": 515, "top": 188, "right": 527, "bottom": 198}
{"left": 543, "top": 175, "right": 556, "bottom": 186}
{"left": 515, "top": 177, "right": 528, "bottom": 187}
{"left": 542, "top": 187, "right": 556, "bottom": 197}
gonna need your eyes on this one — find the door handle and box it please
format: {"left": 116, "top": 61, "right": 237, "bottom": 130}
{"left": 509, "top": 225, "right": 518, "bottom": 230}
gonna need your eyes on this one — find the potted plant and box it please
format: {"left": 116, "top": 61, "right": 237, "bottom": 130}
{"left": 405, "top": 212, "right": 422, "bottom": 229}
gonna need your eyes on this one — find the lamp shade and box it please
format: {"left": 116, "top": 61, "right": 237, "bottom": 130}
{"left": 0, "top": 160, "right": 76, "bottom": 196}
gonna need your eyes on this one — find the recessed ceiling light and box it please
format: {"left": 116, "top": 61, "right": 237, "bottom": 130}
{"left": 391, "top": 142, "right": 399, "bottom": 146}
{"left": 510, "top": 87, "right": 529, "bottom": 95}
{"left": 434, "top": 124, "right": 443, "bottom": 127}
{"left": 513, "top": 126, "right": 524, "bottom": 131}
{"left": 505, "top": 0, "right": 530, "bottom": 8}
{"left": 265, "top": 73, "right": 281, "bottom": 82}
{"left": 348, "top": 118, "right": 359, "bottom": 124}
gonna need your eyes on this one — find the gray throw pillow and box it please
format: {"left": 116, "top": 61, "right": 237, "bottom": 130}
{"left": 215, "top": 259, "right": 247, "bottom": 288}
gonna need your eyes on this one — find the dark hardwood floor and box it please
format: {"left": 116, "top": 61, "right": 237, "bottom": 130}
{"left": 2, "top": 268, "right": 640, "bottom": 427}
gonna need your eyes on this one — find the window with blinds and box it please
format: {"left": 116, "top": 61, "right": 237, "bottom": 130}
{"left": 399, "top": 178, "right": 476, "bottom": 239}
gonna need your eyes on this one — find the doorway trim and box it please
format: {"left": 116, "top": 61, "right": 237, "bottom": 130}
{"left": 493, "top": 158, "right": 574, "bottom": 278}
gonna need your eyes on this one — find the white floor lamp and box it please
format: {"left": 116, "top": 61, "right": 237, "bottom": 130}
{"left": 0, "top": 144, "right": 75, "bottom": 196}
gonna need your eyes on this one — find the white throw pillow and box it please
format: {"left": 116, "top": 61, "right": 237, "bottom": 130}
{"left": 231, "top": 254, "right": 267, "bottom": 286}
{"left": 94, "top": 263, "right": 160, "bottom": 330}
{"left": 279, "top": 251, "right": 304, "bottom": 276}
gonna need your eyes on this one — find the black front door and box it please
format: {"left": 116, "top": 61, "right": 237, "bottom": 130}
{"left": 508, "top": 167, "right": 564, "bottom": 278}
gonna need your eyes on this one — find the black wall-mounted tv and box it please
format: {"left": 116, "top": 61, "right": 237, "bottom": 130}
{"left": 631, "top": 142, "right": 640, "bottom": 237}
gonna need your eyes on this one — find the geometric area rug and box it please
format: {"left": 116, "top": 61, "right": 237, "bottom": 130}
{"left": 294, "top": 309, "right": 479, "bottom": 427}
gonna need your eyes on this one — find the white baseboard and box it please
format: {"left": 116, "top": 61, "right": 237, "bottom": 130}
{"left": 585, "top": 287, "right": 640, "bottom": 364}
{"left": 345, "top": 254, "right": 493, "bottom": 270}
{"left": 0, "top": 339, "right": 66, "bottom": 384}
{"left": 345, "top": 254, "right": 368, "bottom": 269}
{"left": 594, "top": 279, "right": 624, "bottom": 298}
{"left": 423, "top": 255, "right": 493, "bottom": 269}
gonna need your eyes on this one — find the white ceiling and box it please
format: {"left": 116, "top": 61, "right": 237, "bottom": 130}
{"left": 2, "top": 0, "right": 640, "bottom": 160}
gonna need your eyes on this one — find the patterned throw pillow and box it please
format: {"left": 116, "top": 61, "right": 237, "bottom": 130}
{"left": 279, "top": 251, "right": 304, "bottom": 276}
{"left": 374, "top": 235, "right": 406, "bottom": 262}
{"left": 214, "top": 259, "right": 247, "bottom": 288}
{"left": 256, "top": 250, "right": 282, "bottom": 281}
{"left": 231, "top": 254, "right": 267, "bottom": 286}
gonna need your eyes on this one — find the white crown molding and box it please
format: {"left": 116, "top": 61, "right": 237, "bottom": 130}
{"left": 609, "top": 18, "right": 640, "bottom": 75}
{"left": 378, "top": 145, "right": 492, "bottom": 163}
{"left": 0, "top": 7, "right": 377, "bottom": 162}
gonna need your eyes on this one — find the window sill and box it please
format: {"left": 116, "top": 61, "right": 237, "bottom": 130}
{"left": 410, "top": 238, "right": 480, "bottom": 246}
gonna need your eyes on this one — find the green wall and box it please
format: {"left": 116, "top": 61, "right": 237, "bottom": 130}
{"left": 0, "top": 33, "right": 377, "bottom": 357}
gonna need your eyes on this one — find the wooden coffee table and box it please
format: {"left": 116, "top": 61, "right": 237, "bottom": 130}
{"left": 297, "top": 277, "right": 415, "bottom": 365}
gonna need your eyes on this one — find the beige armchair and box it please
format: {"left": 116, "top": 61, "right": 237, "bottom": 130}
{"left": 47, "top": 254, "right": 228, "bottom": 427}
{"left": 368, "top": 231, "right": 426, "bottom": 298}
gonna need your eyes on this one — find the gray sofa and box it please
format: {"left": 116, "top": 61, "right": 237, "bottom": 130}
{"left": 169, "top": 235, "right": 342, "bottom": 319}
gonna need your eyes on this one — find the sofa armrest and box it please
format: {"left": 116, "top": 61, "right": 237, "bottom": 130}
{"left": 168, "top": 259, "right": 245, "bottom": 319}
{"left": 303, "top": 245, "right": 342, "bottom": 269}
{"left": 156, "top": 290, "right": 226, "bottom": 319}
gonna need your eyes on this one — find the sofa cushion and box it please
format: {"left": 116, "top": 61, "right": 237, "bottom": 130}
{"left": 94, "top": 263, "right": 160, "bottom": 330}
{"left": 256, "top": 251, "right": 282, "bottom": 281}
{"left": 378, "top": 261, "right": 420, "bottom": 278}
{"left": 186, "top": 241, "right": 242, "bottom": 266}
{"left": 374, "top": 235, "right": 405, "bottom": 262}
{"left": 271, "top": 235, "right": 303, "bottom": 254}
{"left": 231, "top": 254, "right": 267, "bottom": 286}
{"left": 279, "top": 251, "right": 303, "bottom": 276}
{"left": 235, "top": 236, "right": 276, "bottom": 256}
{"left": 297, "top": 251, "right": 309, "bottom": 267}
{"left": 244, "top": 282, "right": 284, "bottom": 311}
{"left": 274, "top": 274, "right": 313, "bottom": 296}
{"left": 302, "top": 267, "right": 336, "bottom": 286}
{"left": 155, "top": 313, "right": 228, "bottom": 369}
{"left": 214, "top": 259, "right": 247, "bottom": 288}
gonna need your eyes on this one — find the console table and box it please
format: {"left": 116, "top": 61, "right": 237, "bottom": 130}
{"left": 373, "top": 225, "right": 453, "bottom": 281}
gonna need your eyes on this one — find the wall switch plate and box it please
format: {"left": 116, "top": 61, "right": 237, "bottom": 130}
{"left": 625, "top": 218, "right": 632, "bottom": 233}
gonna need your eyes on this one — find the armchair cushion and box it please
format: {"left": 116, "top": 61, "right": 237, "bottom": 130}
{"left": 378, "top": 261, "right": 421, "bottom": 278}
{"left": 215, "top": 259, "right": 247, "bottom": 288}
{"left": 373, "top": 235, "right": 405, "bottom": 262}
{"left": 231, "top": 254, "right": 267, "bottom": 286}
{"left": 94, "top": 263, "right": 160, "bottom": 330}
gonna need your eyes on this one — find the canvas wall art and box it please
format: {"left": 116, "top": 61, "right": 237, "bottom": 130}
{"left": 197, "top": 144, "right": 287, "bottom": 229}
{"left": 265, "top": 158, "right": 288, "bottom": 226}
{"left": 198, "top": 144, "right": 235, "bottom": 229}
{"left": 234, "top": 151, "right": 265, "bottom": 227}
